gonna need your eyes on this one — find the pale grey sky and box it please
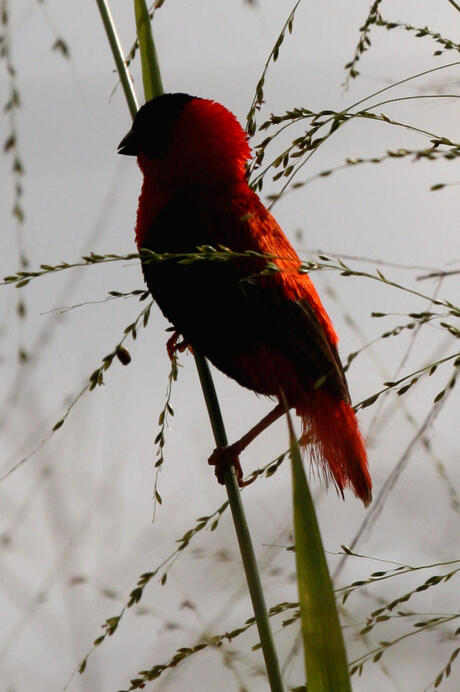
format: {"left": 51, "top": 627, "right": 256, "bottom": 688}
{"left": 1, "top": 1, "right": 459, "bottom": 690}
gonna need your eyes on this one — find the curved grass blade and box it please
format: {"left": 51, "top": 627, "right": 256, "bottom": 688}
{"left": 286, "top": 407, "right": 352, "bottom": 691}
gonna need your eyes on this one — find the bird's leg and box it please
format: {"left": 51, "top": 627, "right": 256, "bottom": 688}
{"left": 208, "top": 402, "right": 285, "bottom": 487}
{"left": 166, "top": 330, "right": 190, "bottom": 361}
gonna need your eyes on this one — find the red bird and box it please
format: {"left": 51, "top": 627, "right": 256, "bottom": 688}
{"left": 118, "top": 93, "right": 372, "bottom": 506}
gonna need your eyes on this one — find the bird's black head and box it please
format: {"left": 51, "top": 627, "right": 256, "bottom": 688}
{"left": 118, "top": 93, "right": 195, "bottom": 159}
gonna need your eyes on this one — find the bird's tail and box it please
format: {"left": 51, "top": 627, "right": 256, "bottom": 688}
{"left": 297, "top": 389, "right": 372, "bottom": 506}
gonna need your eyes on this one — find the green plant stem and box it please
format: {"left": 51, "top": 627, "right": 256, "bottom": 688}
{"left": 97, "top": 2, "right": 284, "bottom": 689}
{"left": 193, "top": 353, "right": 284, "bottom": 692}
{"left": 95, "top": 0, "right": 139, "bottom": 118}
{"left": 134, "top": 0, "right": 164, "bottom": 100}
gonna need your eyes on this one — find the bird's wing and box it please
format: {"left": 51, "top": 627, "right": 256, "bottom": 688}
{"left": 140, "top": 190, "right": 349, "bottom": 404}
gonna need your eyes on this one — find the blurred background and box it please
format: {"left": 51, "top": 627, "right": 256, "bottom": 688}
{"left": 1, "top": 1, "right": 459, "bottom": 689}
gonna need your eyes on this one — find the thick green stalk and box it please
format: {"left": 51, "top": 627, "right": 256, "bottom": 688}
{"left": 97, "top": 2, "right": 284, "bottom": 689}
{"left": 194, "top": 353, "right": 284, "bottom": 692}
{"left": 134, "top": 0, "right": 164, "bottom": 100}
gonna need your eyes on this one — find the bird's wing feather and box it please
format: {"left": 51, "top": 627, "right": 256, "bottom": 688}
{"left": 141, "top": 190, "right": 349, "bottom": 404}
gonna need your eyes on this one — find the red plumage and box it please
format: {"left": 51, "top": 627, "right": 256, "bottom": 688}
{"left": 118, "top": 93, "right": 372, "bottom": 505}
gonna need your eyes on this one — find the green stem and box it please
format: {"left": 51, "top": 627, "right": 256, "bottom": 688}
{"left": 95, "top": 0, "right": 139, "bottom": 118}
{"left": 134, "top": 0, "right": 164, "bottom": 100}
{"left": 97, "top": 2, "right": 284, "bottom": 689}
{"left": 194, "top": 353, "right": 284, "bottom": 692}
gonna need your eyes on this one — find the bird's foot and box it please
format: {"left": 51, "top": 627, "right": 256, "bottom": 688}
{"left": 208, "top": 446, "right": 257, "bottom": 487}
{"left": 298, "top": 430, "right": 313, "bottom": 447}
{"left": 166, "top": 330, "right": 190, "bottom": 361}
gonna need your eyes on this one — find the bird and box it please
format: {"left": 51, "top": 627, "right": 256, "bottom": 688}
{"left": 118, "top": 93, "right": 372, "bottom": 506}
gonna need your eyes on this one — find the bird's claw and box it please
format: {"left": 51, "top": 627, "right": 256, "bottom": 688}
{"left": 166, "top": 330, "right": 190, "bottom": 361}
{"left": 208, "top": 446, "right": 257, "bottom": 487}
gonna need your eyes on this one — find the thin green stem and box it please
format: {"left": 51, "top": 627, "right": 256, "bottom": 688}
{"left": 252, "top": 61, "right": 460, "bottom": 195}
{"left": 95, "top": 0, "right": 138, "bottom": 118}
{"left": 347, "top": 60, "right": 460, "bottom": 113}
{"left": 268, "top": 93, "right": 460, "bottom": 207}
{"left": 246, "top": 0, "right": 302, "bottom": 135}
{"left": 355, "top": 350, "right": 460, "bottom": 410}
{"left": 349, "top": 614, "right": 459, "bottom": 669}
{"left": 194, "top": 353, "right": 284, "bottom": 692}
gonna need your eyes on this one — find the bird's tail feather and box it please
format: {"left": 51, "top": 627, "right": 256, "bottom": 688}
{"left": 297, "top": 389, "right": 372, "bottom": 506}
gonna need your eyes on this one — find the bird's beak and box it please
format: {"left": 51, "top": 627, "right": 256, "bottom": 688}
{"left": 117, "top": 128, "right": 139, "bottom": 156}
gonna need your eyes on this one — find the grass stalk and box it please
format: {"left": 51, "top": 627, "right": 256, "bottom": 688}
{"left": 134, "top": 0, "right": 163, "bottom": 100}
{"left": 95, "top": 0, "right": 138, "bottom": 118}
{"left": 194, "top": 353, "right": 284, "bottom": 692}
